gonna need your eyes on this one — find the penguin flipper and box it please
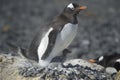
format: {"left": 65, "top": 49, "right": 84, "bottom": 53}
{"left": 41, "top": 29, "right": 58, "bottom": 60}
{"left": 28, "top": 30, "right": 44, "bottom": 62}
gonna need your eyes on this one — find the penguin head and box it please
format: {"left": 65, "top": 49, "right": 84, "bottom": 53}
{"left": 89, "top": 55, "right": 120, "bottom": 71}
{"left": 63, "top": 3, "right": 87, "bottom": 16}
{"left": 89, "top": 56, "right": 104, "bottom": 64}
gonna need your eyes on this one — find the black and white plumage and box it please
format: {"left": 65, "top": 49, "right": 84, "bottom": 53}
{"left": 24, "top": 3, "right": 87, "bottom": 67}
{"left": 89, "top": 53, "right": 120, "bottom": 71}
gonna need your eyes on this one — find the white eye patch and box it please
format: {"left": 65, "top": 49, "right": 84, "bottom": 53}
{"left": 99, "top": 56, "right": 104, "bottom": 61}
{"left": 116, "top": 59, "right": 120, "bottom": 62}
{"left": 67, "top": 3, "right": 74, "bottom": 9}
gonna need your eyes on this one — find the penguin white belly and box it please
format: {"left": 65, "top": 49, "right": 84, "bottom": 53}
{"left": 48, "top": 23, "right": 78, "bottom": 59}
{"left": 60, "top": 23, "right": 78, "bottom": 48}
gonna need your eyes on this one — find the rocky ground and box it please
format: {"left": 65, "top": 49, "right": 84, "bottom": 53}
{"left": 1, "top": 54, "right": 120, "bottom": 80}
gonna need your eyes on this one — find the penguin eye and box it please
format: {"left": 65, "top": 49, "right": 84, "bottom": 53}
{"left": 71, "top": 7, "right": 74, "bottom": 10}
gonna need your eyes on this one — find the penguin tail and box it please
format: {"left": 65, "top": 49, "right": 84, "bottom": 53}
{"left": 6, "top": 42, "right": 27, "bottom": 58}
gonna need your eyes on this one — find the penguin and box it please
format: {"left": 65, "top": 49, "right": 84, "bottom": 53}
{"left": 89, "top": 53, "right": 120, "bottom": 71}
{"left": 19, "top": 3, "right": 87, "bottom": 67}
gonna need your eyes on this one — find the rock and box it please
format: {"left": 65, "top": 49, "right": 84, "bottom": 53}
{"left": 106, "top": 67, "right": 117, "bottom": 74}
{"left": 115, "top": 71, "right": 120, "bottom": 80}
{"left": 63, "top": 59, "right": 104, "bottom": 71}
{"left": 0, "top": 54, "right": 114, "bottom": 80}
{"left": 0, "top": 54, "right": 40, "bottom": 80}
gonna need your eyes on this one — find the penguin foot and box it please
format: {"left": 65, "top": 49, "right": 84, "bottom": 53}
{"left": 62, "top": 49, "right": 71, "bottom": 57}
{"left": 63, "top": 49, "right": 71, "bottom": 54}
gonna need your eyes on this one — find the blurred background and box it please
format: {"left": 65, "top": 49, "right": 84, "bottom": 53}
{"left": 0, "top": 0, "right": 120, "bottom": 60}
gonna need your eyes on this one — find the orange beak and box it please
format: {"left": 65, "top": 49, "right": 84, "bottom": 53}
{"left": 79, "top": 6, "right": 87, "bottom": 10}
{"left": 89, "top": 59, "right": 97, "bottom": 63}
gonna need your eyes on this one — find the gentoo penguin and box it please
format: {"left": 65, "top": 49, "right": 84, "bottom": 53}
{"left": 23, "top": 3, "right": 87, "bottom": 67}
{"left": 89, "top": 53, "right": 120, "bottom": 71}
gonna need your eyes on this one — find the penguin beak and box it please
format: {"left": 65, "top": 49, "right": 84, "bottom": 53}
{"left": 79, "top": 6, "right": 87, "bottom": 10}
{"left": 76, "top": 6, "right": 87, "bottom": 13}
{"left": 89, "top": 59, "right": 97, "bottom": 63}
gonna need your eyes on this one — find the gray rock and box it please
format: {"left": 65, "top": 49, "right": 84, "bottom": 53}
{"left": 63, "top": 59, "right": 104, "bottom": 71}
{"left": 106, "top": 67, "right": 117, "bottom": 74}
{"left": 0, "top": 54, "right": 114, "bottom": 80}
